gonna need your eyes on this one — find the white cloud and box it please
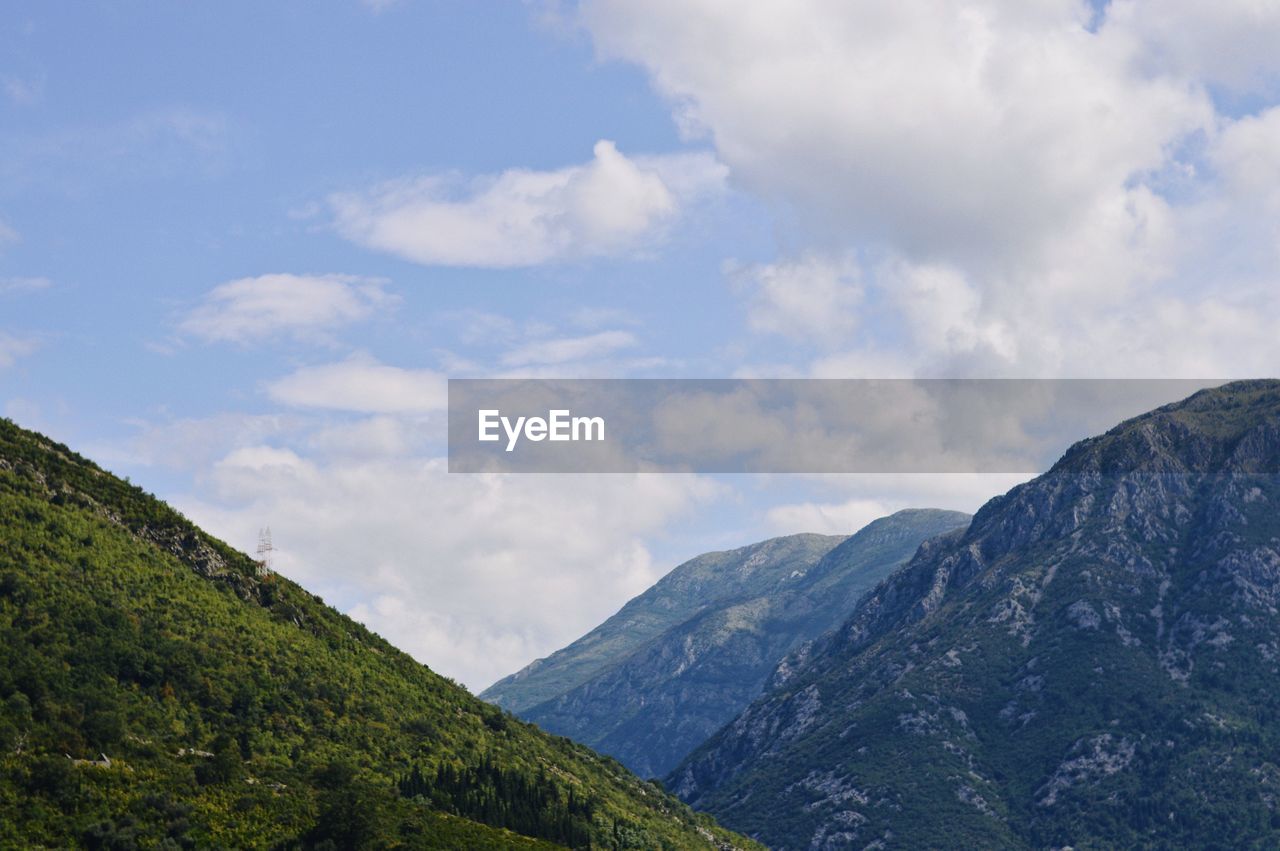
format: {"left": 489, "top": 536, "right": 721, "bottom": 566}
{"left": 1211, "top": 106, "right": 1280, "bottom": 213}
{"left": 501, "top": 330, "right": 638, "bottom": 367}
{"left": 764, "top": 497, "right": 892, "bottom": 536}
{"left": 89, "top": 413, "right": 299, "bottom": 474}
{"left": 881, "top": 259, "right": 1020, "bottom": 371}
{"left": 575, "top": 0, "right": 1280, "bottom": 377}
{"left": 330, "top": 140, "right": 726, "bottom": 267}
{"left": 730, "top": 254, "right": 862, "bottom": 346}
{"left": 580, "top": 0, "right": 1211, "bottom": 266}
{"left": 181, "top": 450, "right": 720, "bottom": 689}
{"left": 760, "top": 473, "right": 1030, "bottom": 536}
{"left": 1112, "top": 0, "right": 1280, "bottom": 93}
{"left": 430, "top": 309, "right": 647, "bottom": 375}
{"left": 0, "top": 219, "right": 17, "bottom": 249}
{"left": 304, "top": 416, "right": 419, "bottom": 459}
{"left": 266, "top": 354, "right": 447, "bottom": 414}
{"left": 179, "top": 273, "right": 395, "bottom": 344}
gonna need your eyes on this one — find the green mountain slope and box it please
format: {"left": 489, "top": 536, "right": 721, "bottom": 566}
{"left": 489, "top": 511, "right": 970, "bottom": 779}
{"left": 483, "top": 534, "right": 846, "bottom": 715}
{"left": 668, "top": 380, "right": 1280, "bottom": 850}
{"left": 0, "top": 418, "right": 760, "bottom": 850}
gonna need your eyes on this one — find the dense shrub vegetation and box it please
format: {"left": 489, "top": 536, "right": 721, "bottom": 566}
{"left": 0, "top": 418, "right": 757, "bottom": 850}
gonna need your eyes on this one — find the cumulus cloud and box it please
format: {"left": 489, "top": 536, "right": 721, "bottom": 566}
{"left": 577, "top": 0, "right": 1280, "bottom": 377}
{"left": 1211, "top": 106, "right": 1280, "bottom": 213}
{"left": 1113, "top": 0, "right": 1280, "bottom": 92}
{"left": 266, "top": 354, "right": 447, "bottom": 414}
{"left": 148, "top": 398, "right": 1023, "bottom": 688}
{"left": 730, "top": 254, "right": 862, "bottom": 346}
{"left": 179, "top": 273, "right": 395, "bottom": 344}
{"left": 180, "top": 448, "right": 720, "bottom": 689}
{"left": 581, "top": 1, "right": 1210, "bottom": 264}
{"left": 330, "top": 140, "right": 726, "bottom": 267}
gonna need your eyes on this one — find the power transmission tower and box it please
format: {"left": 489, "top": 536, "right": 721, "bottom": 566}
{"left": 255, "top": 527, "right": 274, "bottom": 576}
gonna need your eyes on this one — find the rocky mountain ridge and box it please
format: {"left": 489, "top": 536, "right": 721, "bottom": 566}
{"left": 490, "top": 510, "right": 970, "bottom": 778}
{"left": 669, "top": 380, "right": 1280, "bottom": 849}
{"left": 484, "top": 534, "right": 845, "bottom": 715}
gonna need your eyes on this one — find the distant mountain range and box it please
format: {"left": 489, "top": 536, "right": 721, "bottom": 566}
{"left": 484, "top": 510, "right": 970, "bottom": 778}
{"left": 0, "top": 418, "right": 756, "bottom": 850}
{"left": 669, "top": 380, "right": 1280, "bottom": 849}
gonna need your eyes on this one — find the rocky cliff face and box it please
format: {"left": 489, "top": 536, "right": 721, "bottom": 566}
{"left": 669, "top": 381, "right": 1280, "bottom": 849}
{"left": 490, "top": 510, "right": 970, "bottom": 779}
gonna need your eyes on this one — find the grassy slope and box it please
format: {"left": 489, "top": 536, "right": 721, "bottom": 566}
{"left": 0, "top": 419, "right": 759, "bottom": 850}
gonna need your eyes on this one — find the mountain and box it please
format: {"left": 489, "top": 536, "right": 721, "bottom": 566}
{"left": 0, "top": 418, "right": 759, "bottom": 851}
{"left": 668, "top": 380, "right": 1280, "bottom": 849}
{"left": 486, "top": 511, "right": 970, "bottom": 779}
{"left": 484, "top": 534, "right": 845, "bottom": 715}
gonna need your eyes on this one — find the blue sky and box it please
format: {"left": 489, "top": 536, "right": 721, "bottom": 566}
{"left": 0, "top": 2, "right": 762, "bottom": 433}
{"left": 4, "top": 1, "right": 1280, "bottom": 688}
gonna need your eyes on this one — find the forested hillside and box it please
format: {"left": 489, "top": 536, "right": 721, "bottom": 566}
{"left": 0, "top": 418, "right": 757, "bottom": 850}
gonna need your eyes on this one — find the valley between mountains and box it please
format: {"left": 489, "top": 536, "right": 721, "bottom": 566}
{"left": 489, "top": 380, "right": 1280, "bottom": 849}
{"left": 6, "top": 380, "right": 1280, "bottom": 849}
{"left": 483, "top": 511, "right": 971, "bottom": 780}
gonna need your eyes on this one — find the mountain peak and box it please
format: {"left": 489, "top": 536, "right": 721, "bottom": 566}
{"left": 485, "top": 509, "right": 970, "bottom": 778}
{"left": 1049, "top": 379, "right": 1280, "bottom": 477}
{"left": 482, "top": 531, "right": 848, "bottom": 714}
{"left": 668, "top": 382, "right": 1280, "bottom": 849}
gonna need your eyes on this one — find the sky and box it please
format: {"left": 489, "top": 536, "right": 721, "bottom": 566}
{"left": 3, "top": 0, "right": 1280, "bottom": 689}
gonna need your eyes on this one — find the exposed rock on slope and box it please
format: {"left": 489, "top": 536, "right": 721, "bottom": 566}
{"left": 488, "top": 511, "right": 970, "bottom": 778}
{"left": 484, "top": 534, "right": 846, "bottom": 715}
{"left": 670, "top": 380, "right": 1280, "bottom": 849}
